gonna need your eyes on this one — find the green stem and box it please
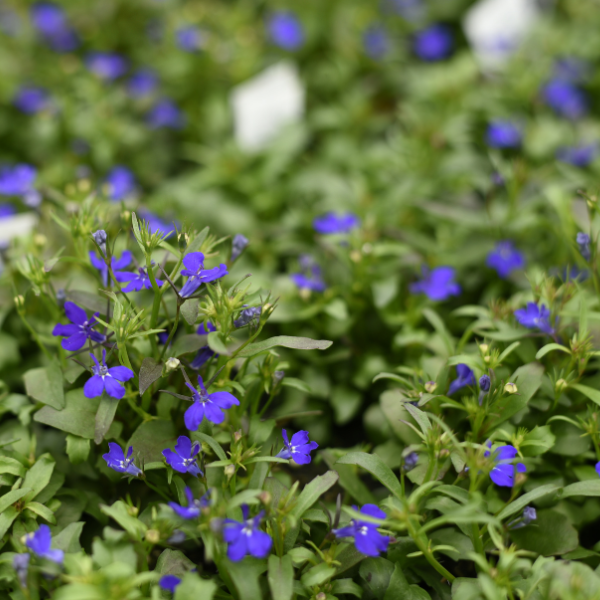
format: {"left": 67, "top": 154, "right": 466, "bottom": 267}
{"left": 406, "top": 517, "right": 455, "bottom": 583}
{"left": 146, "top": 255, "right": 162, "bottom": 357}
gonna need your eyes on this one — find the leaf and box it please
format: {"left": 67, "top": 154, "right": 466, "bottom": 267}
{"left": 101, "top": 500, "right": 148, "bottom": 541}
{"left": 331, "top": 579, "right": 363, "bottom": 598}
{"left": 180, "top": 299, "right": 199, "bottom": 326}
{"left": 268, "top": 555, "right": 294, "bottom": 600}
{"left": 52, "top": 521, "right": 85, "bottom": 553}
{"left": 572, "top": 384, "right": 600, "bottom": 408}
{"left": 497, "top": 484, "right": 561, "bottom": 520}
{"left": 561, "top": 480, "right": 600, "bottom": 498}
{"left": 94, "top": 395, "right": 119, "bottom": 444}
{"left": 66, "top": 435, "right": 91, "bottom": 464}
{"left": 191, "top": 432, "right": 227, "bottom": 461}
{"left": 218, "top": 556, "right": 266, "bottom": 600}
{"left": 22, "top": 453, "right": 55, "bottom": 503}
{"left": 301, "top": 563, "right": 336, "bottom": 588}
{"left": 23, "top": 361, "right": 65, "bottom": 410}
{"left": 404, "top": 403, "right": 432, "bottom": 435}
{"left": 497, "top": 341, "right": 521, "bottom": 363}
{"left": 0, "top": 487, "right": 31, "bottom": 513}
{"left": 510, "top": 509, "right": 578, "bottom": 556}
{"left": 322, "top": 450, "right": 376, "bottom": 505}
{"left": 156, "top": 549, "right": 195, "bottom": 576}
{"left": 422, "top": 308, "right": 454, "bottom": 356}
{"left": 173, "top": 573, "right": 217, "bottom": 600}
{"left": 24, "top": 501, "right": 56, "bottom": 524}
{"left": 289, "top": 470, "right": 339, "bottom": 520}
{"left": 186, "top": 226, "right": 210, "bottom": 254}
{"left": 131, "top": 212, "right": 146, "bottom": 255}
{"left": 535, "top": 343, "right": 571, "bottom": 359}
{"left": 128, "top": 420, "right": 176, "bottom": 464}
{"left": 0, "top": 456, "right": 26, "bottom": 478}
{"left": 139, "top": 357, "right": 163, "bottom": 396}
{"left": 207, "top": 331, "right": 231, "bottom": 355}
{"left": 66, "top": 290, "right": 111, "bottom": 316}
{"left": 171, "top": 334, "right": 207, "bottom": 357}
{"left": 336, "top": 452, "right": 402, "bottom": 498}
{"left": 0, "top": 506, "right": 18, "bottom": 538}
{"left": 237, "top": 336, "right": 333, "bottom": 358}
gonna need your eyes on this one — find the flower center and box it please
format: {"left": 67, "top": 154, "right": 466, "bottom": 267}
{"left": 183, "top": 457, "right": 196, "bottom": 467}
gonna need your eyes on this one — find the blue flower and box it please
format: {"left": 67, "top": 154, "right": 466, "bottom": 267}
{"left": 557, "top": 143, "right": 598, "bottom": 167}
{"left": 147, "top": 99, "right": 184, "bottom": 129}
{"left": 176, "top": 25, "right": 204, "bottom": 52}
{"left": 184, "top": 376, "right": 240, "bottom": 429}
{"left": 413, "top": 24, "right": 453, "bottom": 61}
{"left": 313, "top": 212, "right": 360, "bottom": 234}
{"left": 25, "top": 525, "right": 64, "bottom": 564}
{"left": 84, "top": 350, "right": 134, "bottom": 400}
{"left": 403, "top": 452, "right": 418, "bottom": 471}
{"left": 267, "top": 11, "right": 304, "bottom": 51}
{"left": 595, "top": 462, "right": 600, "bottom": 478}
{"left": 30, "top": 2, "right": 78, "bottom": 52}
{"left": 52, "top": 301, "right": 106, "bottom": 351}
{"left": 191, "top": 322, "right": 217, "bottom": 369}
{"left": 103, "top": 443, "right": 142, "bottom": 476}
{"left": 410, "top": 266, "right": 460, "bottom": 301}
{"left": 169, "top": 487, "right": 211, "bottom": 519}
{"left": 159, "top": 575, "right": 181, "bottom": 593}
{"left": 119, "top": 266, "right": 164, "bottom": 293}
{"left": 223, "top": 504, "right": 272, "bottom": 561}
{"left": 291, "top": 272, "right": 326, "bottom": 293}
{"left": 138, "top": 210, "right": 177, "bottom": 238}
{"left": 105, "top": 166, "right": 136, "bottom": 201}
{"left": 486, "top": 120, "right": 522, "bottom": 149}
{"left": 448, "top": 364, "right": 476, "bottom": 395}
{"left": 89, "top": 250, "right": 132, "bottom": 286}
{"left": 127, "top": 68, "right": 158, "bottom": 99}
{"left": 363, "top": 25, "right": 389, "bottom": 59}
{"left": 276, "top": 430, "right": 318, "bottom": 465}
{"left": 541, "top": 79, "right": 587, "bottom": 119}
{"left": 485, "top": 442, "right": 526, "bottom": 487}
{"left": 0, "top": 164, "right": 37, "bottom": 197}
{"left": 479, "top": 374, "right": 491, "bottom": 392}
{"left": 162, "top": 436, "right": 203, "bottom": 477}
{"left": 231, "top": 234, "right": 249, "bottom": 261}
{"left": 333, "top": 504, "right": 389, "bottom": 557}
{"left": 509, "top": 506, "right": 537, "bottom": 529}
{"left": 0, "top": 203, "right": 16, "bottom": 219}
{"left": 234, "top": 306, "right": 261, "bottom": 328}
{"left": 13, "top": 87, "right": 50, "bottom": 114}
{"left": 179, "top": 252, "right": 228, "bottom": 298}
{"left": 86, "top": 52, "right": 128, "bottom": 80}
{"left": 514, "top": 302, "right": 554, "bottom": 334}
{"left": 13, "top": 553, "right": 29, "bottom": 587}
{"left": 486, "top": 241, "right": 525, "bottom": 278}
{"left": 577, "top": 232, "right": 591, "bottom": 261}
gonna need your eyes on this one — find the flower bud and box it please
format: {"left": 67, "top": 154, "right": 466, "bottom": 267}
{"left": 424, "top": 381, "right": 437, "bottom": 393}
{"left": 92, "top": 229, "right": 107, "bottom": 256}
{"left": 14, "top": 295, "right": 24, "bottom": 310}
{"left": 515, "top": 472, "right": 527, "bottom": 486}
{"left": 522, "top": 506, "right": 536, "bottom": 525}
{"left": 403, "top": 452, "right": 418, "bottom": 471}
{"left": 231, "top": 233, "right": 249, "bottom": 261}
{"left": 504, "top": 382, "right": 518, "bottom": 394}
{"left": 479, "top": 344, "right": 489, "bottom": 354}
{"left": 145, "top": 529, "right": 160, "bottom": 544}
{"left": 258, "top": 491, "right": 272, "bottom": 505}
{"left": 316, "top": 594, "right": 327, "bottom": 600}
{"left": 167, "top": 530, "right": 186, "bottom": 544}
{"left": 577, "top": 232, "right": 591, "bottom": 261}
{"left": 273, "top": 371, "right": 285, "bottom": 384}
{"left": 224, "top": 464, "right": 236, "bottom": 477}
{"left": 555, "top": 378, "right": 568, "bottom": 392}
{"left": 34, "top": 234, "right": 47, "bottom": 247}
{"left": 165, "top": 357, "right": 180, "bottom": 373}
{"left": 178, "top": 232, "right": 189, "bottom": 251}
{"left": 350, "top": 250, "right": 361, "bottom": 263}
{"left": 127, "top": 505, "right": 139, "bottom": 517}
{"left": 233, "top": 430, "right": 243, "bottom": 443}
{"left": 479, "top": 374, "right": 491, "bottom": 392}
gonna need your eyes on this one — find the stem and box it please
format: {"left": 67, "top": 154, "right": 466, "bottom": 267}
{"left": 406, "top": 517, "right": 455, "bottom": 583}
{"left": 146, "top": 255, "right": 162, "bottom": 357}
{"left": 159, "top": 301, "right": 181, "bottom": 361}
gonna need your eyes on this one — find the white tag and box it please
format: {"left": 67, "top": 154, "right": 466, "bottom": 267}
{"left": 463, "top": 0, "right": 540, "bottom": 70}
{"left": 231, "top": 62, "right": 304, "bottom": 152}
{"left": 0, "top": 212, "right": 38, "bottom": 245}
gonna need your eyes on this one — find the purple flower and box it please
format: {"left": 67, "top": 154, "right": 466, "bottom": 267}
{"left": 127, "top": 68, "right": 158, "bottom": 99}
{"left": 184, "top": 376, "right": 240, "bottom": 429}
{"left": 52, "top": 301, "right": 106, "bottom": 351}
{"left": 479, "top": 374, "right": 491, "bottom": 392}
{"left": 486, "top": 241, "right": 525, "bottom": 278}
{"left": 147, "top": 99, "right": 184, "bottom": 129}
{"left": 89, "top": 250, "right": 132, "bottom": 286}
{"left": 169, "top": 487, "right": 211, "bottom": 519}
{"left": 486, "top": 120, "right": 522, "bottom": 149}
{"left": 0, "top": 164, "right": 37, "bottom": 196}
{"left": 403, "top": 452, "right": 418, "bottom": 471}
{"left": 363, "top": 25, "right": 389, "bottom": 59}
{"left": 267, "top": 11, "right": 304, "bottom": 51}
{"left": 13, "top": 553, "right": 29, "bottom": 587}
{"left": 410, "top": 266, "right": 460, "bottom": 301}
{"left": 333, "top": 504, "right": 389, "bottom": 557}
{"left": 0, "top": 203, "right": 16, "bottom": 219}
{"left": 25, "top": 525, "right": 64, "bottom": 564}
{"left": 577, "top": 232, "right": 591, "bottom": 261}
{"left": 313, "top": 212, "right": 360, "bottom": 234}
{"left": 105, "top": 166, "right": 136, "bottom": 201}
{"left": 119, "top": 266, "right": 163, "bottom": 293}
{"left": 180, "top": 252, "right": 228, "bottom": 298}
{"left": 159, "top": 575, "right": 181, "bottom": 593}
{"left": 83, "top": 350, "right": 134, "bottom": 400}
{"left": 291, "top": 272, "right": 326, "bottom": 292}
{"left": 191, "top": 322, "right": 217, "bottom": 369}
{"left": 103, "top": 443, "right": 142, "bottom": 476}
{"left": 514, "top": 302, "right": 554, "bottom": 334}
{"left": 231, "top": 234, "right": 249, "bottom": 261}
{"left": 234, "top": 306, "right": 261, "bottom": 328}
{"left": 86, "top": 52, "right": 128, "bottom": 80}
{"left": 448, "top": 364, "right": 476, "bottom": 395}
{"left": 557, "top": 143, "right": 598, "bottom": 168}
{"left": 485, "top": 442, "right": 526, "bottom": 487}
{"left": 223, "top": 504, "right": 272, "bottom": 561}
{"left": 414, "top": 24, "right": 453, "bottom": 62}
{"left": 30, "top": 2, "right": 78, "bottom": 52}
{"left": 138, "top": 210, "right": 177, "bottom": 238}
{"left": 176, "top": 25, "right": 203, "bottom": 52}
{"left": 162, "top": 436, "right": 203, "bottom": 477}
{"left": 541, "top": 79, "right": 587, "bottom": 119}
{"left": 276, "top": 430, "right": 318, "bottom": 465}
{"left": 13, "top": 87, "right": 50, "bottom": 114}
{"left": 595, "top": 461, "right": 600, "bottom": 478}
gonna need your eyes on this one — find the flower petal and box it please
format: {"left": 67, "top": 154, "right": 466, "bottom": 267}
{"left": 182, "top": 252, "right": 205, "bottom": 273}
{"left": 184, "top": 401, "right": 205, "bottom": 431}
{"left": 64, "top": 302, "right": 88, "bottom": 325}
{"left": 108, "top": 366, "right": 134, "bottom": 382}
{"left": 174, "top": 436, "right": 192, "bottom": 458}
{"left": 52, "top": 323, "right": 80, "bottom": 337}
{"left": 104, "top": 376, "right": 125, "bottom": 399}
{"left": 61, "top": 332, "right": 87, "bottom": 351}
{"left": 247, "top": 530, "right": 272, "bottom": 559}
{"left": 204, "top": 401, "right": 225, "bottom": 424}
{"left": 83, "top": 375, "right": 105, "bottom": 398}
{"left": 209, "top": 391, "right": 240, "bottom": 409}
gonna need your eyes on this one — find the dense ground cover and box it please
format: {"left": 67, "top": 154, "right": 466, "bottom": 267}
{"left": 3, "top": 0, "right": 600, "bottom": 598}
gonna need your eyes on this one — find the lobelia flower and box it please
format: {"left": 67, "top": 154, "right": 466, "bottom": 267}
{"left": 267, "top": 11, "right": 304, "bottom": 51}
{"left": 13, "top": 86, "right": 50, "bottom": 114}
{"left": 179, "top": 252, "right": 228, "bottom": 298}
{"left": 162, "top": 436, "right": 203, "bottom": 477}
{"left": 159, "top": 575, "right": 181, "bottom": 593}
{"left": 103, "top": 443, "right": 142, "bottom": 476}
{"left": 234, "top": 306, "right": 261, "bottom": 328}
{"left": 105, "top": 166, "right": 136, "bottom": 201}
{"left": 413, "top": 24, "right": 453, "bottom": 61}
{"left": 86, "top": 52, "right": 128, "bottom": 80}
{"left": 557, "top": 143, "right": 598, "bottom": 168}
{"left": 0, "top": 164, "right": 37, "bottom": 197}
{"left": 410, "top": 266, "right": 460, "bottom": 301}
{"left": 89, "top": 250, "right": 132, "bottom": 286}
{"left": 479, "top": 374, "right": 491, "bottom": 392}
{"left": 486, "top": 120, "right": 522, "bottom": 149}
{"left": 486, "top": 241, "right": 525, "bottom": 279}
{"left": 119, "top": 265, "right": 164, "bottom": 293}
{"left": 176, "top": 25, "right": 204, "bottom": 52}
{"left": 0, "top": 203, "right": 16, "bottom": 219}
{"left": 291, "top": 256, "right": 326, "bottom": 293}
{"left": 403, "top": 452, "right": 418, "bottom": 471}
{"left": 223, "top": 504, "right": 273, "bottom": 561}
{"left": 92, "top": 229, "right": 107, "bottom": 256}
{"left": 333, "top": 504, "right": 390, "bottom": 557}
{"left": 169, "top": 487, "right": 211, "bottom": 519}
{"left": 84, "top": 350, "right": 134, "bottom": 400}
{"left": 313, "top": 212, "right": 360, "bottom": 234}
{"left": 276, "top": 430, "right": 318, "bottom": 465}
{"left": 127, "top": 68, "right": 158, "bottom": 99}
{"left": 184, "top": 376, "right": 240, "bottom": 429}
{"left": 13, "top": 553, "right": 29, "bottom": 587}
{"left": 191, "top": 322, "right": 217, "bottom": 369}
{"left": 595, "top": 462, "right": 600, "bottom": 478}
{"left": 146, "top": 99, "right": 185, "bottom": 129}
{"left": 577, "top": 232, "right": 591, "bottom": 261}
{"left": 30, "top": 2, "right": 78, "bottom": 52}
{"left": 25, "top": 525, "right": 64, "bottom": 564}
{"left": 231, "top": 233, "right": 249, "bottom": 261}
{"left": 485, "top": 442, "right": 526, "bottom": 487}
{"left": 448, "top": 364, "right": 476, "bottom": 395}
{"left": 52, "top": 301, "right": 106, "bottom": 351}
{"left": 509, "top": 506, "right": 537, "bottom": 529}
{"left": 514, "top": 302, "right": 554, "bottom": 334}
{"left": 541, "top": 79, "right": 587, "bottom": 119}
{"left": 363, "top": 25, "right": 390, "bottom": 59}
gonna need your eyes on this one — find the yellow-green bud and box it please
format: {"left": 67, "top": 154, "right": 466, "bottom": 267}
{"left": 424, "top": 381, "right": 437, "bottom": 393}
{"left": 145, "top": 529, "right": 160, "bottom": 544}
{"left": 504, "top": 382, "right": 518, "bottom": 394}
{"left": 555, "top": 378, "right": 568, "bottom": 392}
{"left": 224, "top": 464, "right": 236, "bottom": 477}
{"left": 14, "top": 295, "right": 25, "bottom": 310}
{"left": 165, "top": 357, "right": 180, "bottom": 372}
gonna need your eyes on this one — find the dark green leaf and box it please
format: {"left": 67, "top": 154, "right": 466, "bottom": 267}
{"left": 23, "top": 453, "right": 55, "bottom": 503}
{"left": 66, "top": 290, "right": 110, "bottom": 316}
{"left": 52, "top": 521, "right": 85, "bottom": 553}
{"left": 562, "top": 480, "right": 600, "bottom": 498}
{"left": 100, "top": 500, "right": 147, "bottom": 540}
{"left": 65, "top": 435, "right": 90, "bottom": 464}
{"left": 139, "top": 357, "right": 163, "bottom": 396}
{"left": 268, "top": 555, "right": 294, "bottom": 600}
{"left": 23, "top": 361, "right": 65, "bottom": 410}
{"left": 207, "top": 331, "right": 231, "bottom": 355}
{"left": 237, "top": 336, "right": 333, "bottom": 358}
{"left": 94, "top": 395, "right": 119, "bottom": 444}
{"left": 180, "top": 299, "right": 199, "bottom": 326}
{"left": 0, "top": 487, "right": 31, "bottom": 513}
{"left": 510, "top": 509, "right": 578, "bottom": 556}
{"left": 289, "top": 470, "right": 339, "bottom": 520}
{"left": 497, "top": 484, "right": 561, "bottom": 520}
{"left": 336, "top": 452, "right": 402, "bottom": 498}
{"left": 128, "top": 419, "right": 176, "bottom": 464}
{"left": 171, "top": 334, "right": 207, "bottom": 357}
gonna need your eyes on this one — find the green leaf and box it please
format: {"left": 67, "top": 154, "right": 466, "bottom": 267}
{"left": 139, "top": 357, "right": 163, "bottom": 396}
{"left": 131, "top": 212, "right": 146, "bottom": 254}
{"left": 331, "top": 579, "right": 363, "bottom": 598}
{"left": 218, "top": 556, "right": 266, "bottom": 600}
{"left": 65, "top": 435, "right": 90, "bottom": 464}
{"left": 360, "top": 557, "right": 395, "bottom": 598}
{"left": 0, "top": 456, "right": 26, "bottom": 478}
{"left": 336, "top": 452, "right": 402, "bottom": 498}
{"left": 186, "top": 226, "right": 209, "bottom": 254}
{"left": 171, "top": 334, "right": 207, "bottom": 357}
{"left": 101, "top": 500, "right": 148, "bottom": 540}
{"left": 94, "top": 395, "right": 119, "bottom": 445}
{"left": 237, "top": 336, "right": 333, "bottom": 358}
{"left": 207, "top": 331, "right": 231, "bottom": 355}
{"left": 268, "top": 555, "right": 294, "bottom": 600}
{"left": 174, "top": 573, "right": 217, "bottom": 600}
{"left": 322, "top": 450, "right": 376, "bottom": 505}
{"left": 497, "top": 484, "right": 561, "bottom": 520}
{"left": 572, "top": 383, "right": 600, "bottom": 408}
{"left": 23, "top": 361, "right": 65, "bottom": 410}
{"left": 192, "top": 432, "right": 227, "bottom": 461}
{"left": 0, "top": 487, "right": 31, "bottom": 513}
{"left": 404, "top": 403, "right": 431, "bottom": 435}
{"left": 66, "top": 290, "right": 110, "bottom": 316}
{"left": 281, "top": 378, "right": 313, "bottom": 394}
{"left": 289, "top": 470, "right": 339, "bottom": 520}
{"left": 156, "top": 549, "right": 195, "bottom": 576}
{"left": 510, "top": 509, "right": 578, "bottom": 556}
{"left": 0, "top": 506, "right": 18, "bottom": 538}
{"left": 535, "top": 343, "right": 571, "bottom": 359}
{"left": 561, "top": 480, "right": 600, "bottom": 498}
{"left": 422, "top": 308, "right": 454, "bottom": 355}
{"left": 180, "top": 299, "right": 199, "bottom": 326}
{"left": 24, "top": 501, "right": 56, "bottom": 524}
{"left": 128, "top": 419, "right": 176, "bottom": 464}
{"left": 53, "top": 521, "right": 85, "bottom": 553}
{"left": 497, "top": 341, "right": 521, "bottom": 363}
{"left": 301, "top": 563, "right": 336, "bottom": 588}
{"left": 23, "top": 453, "right": 55, "bottom": 503}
